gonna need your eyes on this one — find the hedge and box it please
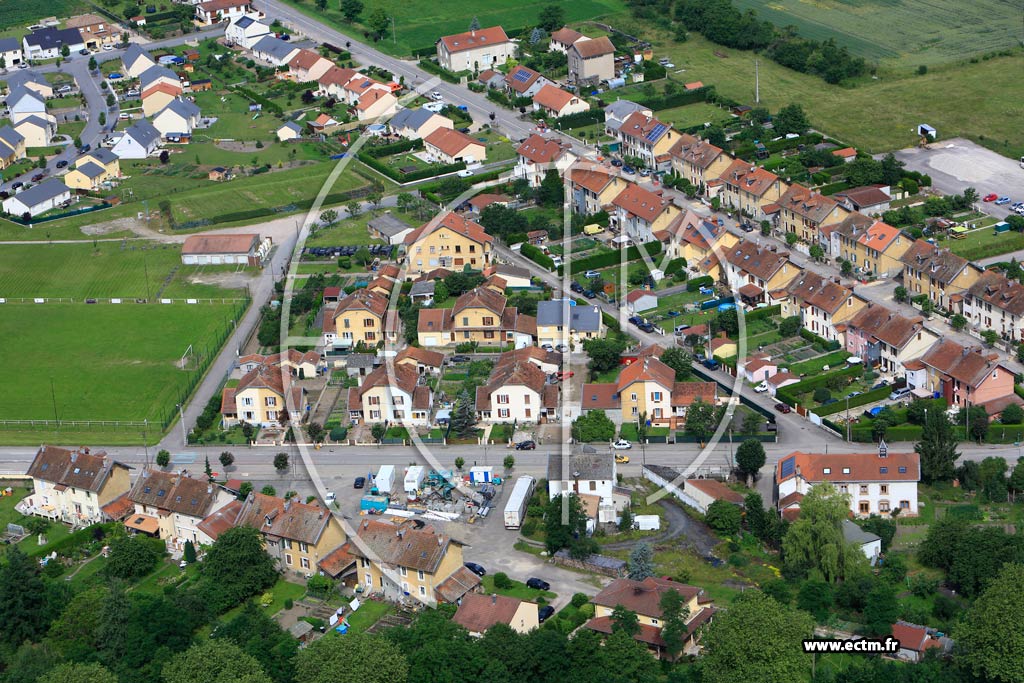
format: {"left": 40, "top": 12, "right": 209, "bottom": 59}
{"left": 602, "top": 311, "right": 621, "bottom": 331}
{"left": 363, "top": 138, "right": 423, "bottom": 158}
{"left": 664, "top": 258, "right": 687, "bottom": 276}
{"left": 522, "top": 243, "right": 555, "bottom": 270}
{"left": 555, "top": 109, "right": 605, "bottom": 128}
{"left": 800, "top": 327, "right": 842, "bottom": 351}
{"left": 417, "top": 59, "right": 461, "bottom": 84}
{"left": 631, "top": 87, "right": 711, "bottom": 111}
{"left": 733, "top": 133, "right": 823, "bottom": 161}
{"left": 686, "top": 275, "right": 714, "bottom": 292}
{"left": 745, "top": 304, "right": 781, "bottom": 320}
{"left": 559, "top": 241, "right": 663, "bottom": 276}
{"left": 230, "top": 86, "right": 283, "bottom": 115}
{"left": 776, "top": 365, "right": 863, "bottom": 406}
{"left": 812, "top": 386, "right": 892, "bottom": 416}
{"left": 357, "top": 151, "right": 465, "bottom": 183}
{"left": 819, "top": 181, "right": 851, "bottom": 196}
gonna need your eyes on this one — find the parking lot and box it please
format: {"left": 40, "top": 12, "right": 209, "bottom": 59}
{"left": 890, "top": 138, "right": 1024, "bottom": 207}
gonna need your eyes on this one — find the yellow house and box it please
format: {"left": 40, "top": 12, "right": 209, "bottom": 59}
{"left": 656, "top": 209, "right": 738, "bottom": 280}
{"left": 709, "top": 335, "right": 738, "bottom": 360}
{"left": 20, "top": 445, "right": 131, "bottom": 526}
{"left": 617, "top": 356, "right": 676, "bottom": 423}
{"left": 781, "top": 271, "right": 865, "bottom": 344}
{"left": 64, "top": 148, "right": 121, "bottom": 191}
{"left": 221, "top": 364, "right": 308, "bottom": 428}
{"left": 454, "top": 592, "right": 540, "bottom": 636}
{"left": 349, "top": 517, "right": 466, "bottom": 607}
{"left": 417, "top": 286, "right": 537, "bottom": 348}
{"left": 323, "top": 288, "right": 390, "bottom": 350}
{"left": 423, "top": 128, "right": 487, "bottom": 164}
{"left": 347, "top": 362, "right": 433, "bottom": 426}
{"left": 403, "top": 211, "right": 494, "bottom": 279}
{"left": 568, "top": 163, "right": 628, "bottom": 215}
{"left": 536, "top": 300, "right": 605, "bottom": 348}
{"left": 13, "top": 115, "right": 56, "bottom": 148}
{"left": 613, "top": 111, "right": 679, "bottom": 168}
{"left": 900, "top": 239, "right": 982, "bottom": 311}
{"left": 585, "top": 577, "right": 715, "bottom": 660}
{"left": 125, "top": 470, "right": 237, "bottom": 550}
{"left": 723, "top": 242, "right": 801, "bottom": 306}
{"left": 355, "top": 89, "right": 398, "bottom": 121}
{"left": 775, "top": 183, "right": 850, "bottom": 244}
{"left": 669, "top": 135, "right": 732, "bottom": 189}
{"left": 835, "top": 217, "right": 912, "bottom": 278}
{"left": 611, "top": 183, "right": 682, "bottom": 243}
{"left": 141, "top": 83, "right": 182, "bottom": 117}
{"left": 719, "top": 159, "right": 785, "bottom": 221}
{"left": 0, "top": 125, "right": 27, "bottom": 169}
{"left": 198, "top": 492, "right": 347, "bottom": 577}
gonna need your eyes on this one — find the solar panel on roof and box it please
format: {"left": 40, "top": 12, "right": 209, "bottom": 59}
{"left": 645, "top": 123, "right": 667, "bottom": 141}
{"left": 780, "top": 457, "right": 795, "bottom": 478}
{"left": 512, "top": 69, "right": 532, "bottom": 83}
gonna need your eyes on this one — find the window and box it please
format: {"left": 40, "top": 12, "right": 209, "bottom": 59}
{"left": 365, "top": 332, "right": 376, "bottom": 341}
{"left": 299, "top": 542, "right": 308, "bottom": 553}
{"left": 370, "top": 410, "right": 381, "bottom": 419}
{"left": 400, "top": 567, "right": 407, "bottom": 576}
{"left": 498, "top": 408, "right": 510, "bottom": 418}
{"left": 483, "top": 331, "right": 495, "bottom": 339}
{"left": 283, "top": 539, "right": 292, "bottom": 550}
{"left": 880, "top": 485, "right": 889, "bottom": 495}
{"left": 630, "top": 393, "right": 637, "bottom": 401}
{"left": 651, "top": 619, "right": 659, "bottom": 626}
{"left": 823, "top": 468, "right": 831, "bottom": 475}
{"left": 898, "top": 466, "right": 907, "bottom": 474}
{"left": 368, "top": 396, "right": 380, "bottom": 405}
{"left": 361, "top": 558, "right": 370, "bottom": 568}
{"left": 839, "top": 485, "right": 848, "bottom": 494}
{"left": 497, "top": 395, "right": 510, "bottom": 404}
{"left": 393, "top": 396, "right": 404, "bottom": 405}
{"left": 842, "top": 468, "right": 850, "bottom": 474}
{"left": 301, "top": 557, "right": 310, "bottom": 569}
{"left": 524, "top": 395, "right": 531, "bottom": 405}
{"left": 364, "top": 319, "right": 375, "bottom": 327}
{"left": 859, "top": 501, "right": 870, "bottom": 514}
{"left": 482, "top": 317, "right": 494, "bottom": 326}
{"left": 401, "top": 582, "right": 409, "bottom": 593}
{"left": 900, "top": 500, "right": 910, "bottom": 509}
{"left": 265, "top": 396, "right": 277, "bottom": 407}
{"left": 525, "top": 408, "right": 531, "bottom": 418}
{"left": 419, "top": 585, "right": 426, "bottom": 596}
{"left": 879, "top": 501, "right": 890, "bottom": 512}
{"left": 462, "top": 317, "right": 469, "bottom": 326}
{"left": 631, "top": 406, "right": 638, "bottom": 416}
{"left": 651, "top": 391, "right": 662, "bottom": 401}
{"left": 343, "top": 318, "right": 351, "bottom": 329}
{"left": 266, "top": 411, "right": 277, "bottom": 421}
{"left": 589, "top": 481, "right": 596, "bottom": 491}
{"left": 859, "top": 485, "right": 868, "bottom": 495}
{"left": 285, "top": 553, "right": 293, "bottom": 565}
{"left": 418, "top": 570, "right": 424, "bottom": 580}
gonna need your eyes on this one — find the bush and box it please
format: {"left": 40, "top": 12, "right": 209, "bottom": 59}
{"left": 812, "top": 388, "right": 831, "bottom": 403}
{"left": 561, "top": 241, "right": 663, "bottom": 276}
{"left": 521, "top": 519, "right": 537, "bottom": 536}
{"left": 283, "top": 598, "right": 294, "bottom": 610}
{"left": 493, "top": 572, "right": 513, "bottom": 589}
{"left": 521, "top": 243, "right": 555, "bottom": 270}
{"left": 686, "top": 275, "right": 714, "bottom": 292}
{"left": 571, "top": 592, "right": 589, "bottom": 608}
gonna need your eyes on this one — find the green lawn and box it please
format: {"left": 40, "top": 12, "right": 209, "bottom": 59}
{"left": 346, "top": 598, "right": 392, "bottom": 633}
{"left": 655, "top": 102, "right": 733, "bottom": 130}
{"left": 481, "top": 574, "right": 557, "bottom": 602}
{"left": 0, "top": 303, "right": 243, "bottom": 440}
{"left": 307, "top": 208, "right": 412, "bottom": 247}
{"left": 946, "top": 226, "right": 1024, "bottom": 261}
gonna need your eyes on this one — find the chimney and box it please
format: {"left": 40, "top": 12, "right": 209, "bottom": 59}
{"left": 70, "top": 451, "right": 78, "bottom": 463}
{"left": 492, "top": 593, "right": 497, "bottom": 604}
{"left": 283, "top": 499, "right": 291, "bottom": 511}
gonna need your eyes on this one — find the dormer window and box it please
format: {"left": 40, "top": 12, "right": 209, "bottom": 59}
{"left": 842, "top": 468, "right": 850, "bottom": 474}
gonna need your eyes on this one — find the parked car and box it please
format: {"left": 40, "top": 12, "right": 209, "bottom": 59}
{"left": 610, "top": 158, "right": 623, "bottom": 167}
{"left": 774, "top": 403, "right": 792, "bottom": 414}
{"left": 353, "top": 476, "right": 366, "bottom": 489}
{"left": 538, "top": 605, "right": 555, "bottom": 623}
{"left": 741, "top": 222, "right": 755, "bottom": 233}
{"left": 755, "top": 382, "right": 769, "bottom": 393}
{"left": 584, "top": 270, "right": 601, "bottom": 279}
{"left": 103, "top": 44, "right": 113, "bottom": 51}
{"left": 615, "top": 453, "right": 630, "bottom": 464}
{"left": 430, "top": 91, "right": 443, "bottom": 101}
{"left": 570, "top": 281, "right": 584, "bottom": 293}
{"left": 822, "top": 398, "right": 838, "bottom": 406}
{"left": 555, "top": 343, "right": 570, "bottom": 353}
{"left": 638, "top": 168, "right": 651, "bottom": 177}
{"left": 526, "top": 578, "right": 550, "bottom": 591}
{"left": 995, "top": 196, "right": 1012, "bottom": 205}
{"left": 983, "top": 193, "right": 998, "bottom": 202}
{"left": 846, "top": 391, "right": 862, "bottom": 398}
{"left": 637, "top": 322, "right": 655, "bottom": 333}
{"left": 464, "top": 562, "right": 486, "bottom": 577}
{"left": 450, "top": 355, "right": 471, "bottom": 363}
{"left": 31, "top": 173, "right": 45, "bottom": 182}
{"left": 702, "top": 358, "right": 720, "bottom": 370}
{"left": 889, "top": 387, "right": 912, "bottom": 401}
{"left": 871, "top": 380, "right": 889, "bottom": 390}
{"left": 11, "top": 182, "right": 23, "bottom": 190}
{"left": 456, "top": 169, "right": 474, "bottom": 178}
{"left": 621, "top": 165, "right": 636, "bottom": 175}
{"left": 55, "top": 160, "right": 68, "bottom": 168}
{"left": 582, "top": 289, "right": 595, "bottom": 298}
{"left": 612, "top": 439, "right": 632, "bottom": 450}
{"left": 78, "top": 48, "right": 90, "bottom": 55}
{"left": 78, "top": 144, "right": 91, "bottom": 153}
{"left": 515, "top": 440, "right": 536, "bottom": 450}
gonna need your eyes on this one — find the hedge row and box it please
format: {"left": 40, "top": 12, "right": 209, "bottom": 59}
{"left": 358, "top": 151, "right": 465, "bottom": 183}
{"left": 812, "top": 386, "right": 892, "bottom": 416}
{"left": 800, "top": 327, "right": 842, "bottom": 351}
{"left": 664, "top": 258, "right": 687, "bottom": 276}
{"left": 602, "top": 311, "right": 621, "bottom": 331}
{"left": 555, "top": 109, "right": 605, "bottom": 127}
{"left": 522, "top": 243, "right": 555, "bottom": 270}
{"left": 745, "top": 304, "right": 781, "bottom": 320}
{"left": 560, "top": 241, "right": 663, "bottom": 276}
{"left": 733, "top": 133, "right": 823, "bottom": 161}
{"left": 417, "top": 59, "right": 461, "bottom": 83}
{"left": 776, "top": 365, "right": 863, "bottom": 406}
{"left": 686, "top": 275, "right": 714, "bottom": 291}
{"left": 363, "top": 138, "right": 423, "bottom": 158}
{"left": 230, "top": 86, "right": 283, "bottom": 115}
{"left": 819, "top": 181, "right": 851, "bottom": 196}
{"left": 631, "top": 86, "right": 710, "bottom": 112}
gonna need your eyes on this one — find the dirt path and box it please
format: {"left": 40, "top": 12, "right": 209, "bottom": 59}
{"left": 600, "top": 499, "right": 719, "bottom": 556}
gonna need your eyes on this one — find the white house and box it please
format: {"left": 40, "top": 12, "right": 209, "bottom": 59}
{"left": 775, "top": 445, "right": 920, "bottom": 518}
{"left": 122, "top": 44, "right": 156, "bottom": 78}
{"left": 740, "top": 355, "right": 777, "bottom": 384}
{"left": 347, "top": 363, "right": 432, "bottom": 427}
{"left": 842, "top": 519, "right": 881, "bottom": 562}
{"left": 151, "top": 99, "right": 202, "bottom": 137}
{"left": 436, "top": 26, "right": 514, "bottom": 73}
{"left": 276, "top": 120, "right": 303, "bottom": 142}
{"left": 5, "top": 87, "right": 47, "bottom": 124}
{"left": 0, "top": 38, "right": 25, "bottom": 67}
{"left": 388, "top": 107, "right": 453, "bottom": 141}
{"left": 111, "top": 120, "right": 161, "bottom": 159}
{"left": 22, "top": 28, "right": 84, "bottom": 60}
{"left": 547, "top": 450, "right": 624, "bottom": 523}
{"left": 642, "top": 465, "right": 745, "bottom": 515}
{"left": 2, "top": 179, "right": 73, "bottom": 217}
{"left": 195, "top": 0, "right": 253, "bottom": 26}
{"left": 532, "top": 84, "right": 590, "bottom": 119}
{"left": 225, "top": 14, "right": 270, "bottom": 48}
{"left": 625, "top": 290, "right": 657, "bottom": 313}
{"left": 251, "top": 36, "right": 299, "bottom": 66}
{"left": 181, "top": 233, "right": 267, "bottom": 265}
{"left": 514, "top": 133, "right": 575, "bottom": 187}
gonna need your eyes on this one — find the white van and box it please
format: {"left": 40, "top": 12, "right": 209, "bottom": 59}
{"left": 889, "top": 387, "right": 912, "bottom": 401}
{"left": 674, "top": 324, "right": 691, "bottom": 335}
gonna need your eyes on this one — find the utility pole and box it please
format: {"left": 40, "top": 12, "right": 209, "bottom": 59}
{"left": 754, "top": 59, "right": 760, "bottom": 104}
{"left": 391, "top": 16, "right": 396, "bottom": 44}
{"left": 50, "top": 378, "right": 59, "bottom": 426}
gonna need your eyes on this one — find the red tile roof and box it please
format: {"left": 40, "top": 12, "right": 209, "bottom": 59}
{"left": 721, "top": 159, "right": 780, "bottom": 198}
{"left": 591, "top": 577, "right": 700, "bottom": 616}
{"left": 532, "top": 84, "right": 581, "bottom": 114}
{"left": 918, "top": 339, "right": 1012, "bottom": 389}
{"left": 318, "top": 542, "right": 357, "bottom": 577}
{"left": 612, "top": 183, "right": 673, "bottom": 223}
{"left": 182, "top": 233, "right": 258, "bottom": 255}
{"left": 424, "top": 127, "right": 481, "bottom": 158}
{"left": 570, "top": 36, "right": 614, "bottom": 58}
{"left": 453, "top": 592, "right": 534, "bottom": 633}
{"left": 617, "top": 111, "right": 673, "bottom": 144}
{"left": 439, "top": 26, "right": 510, "bottom": 54}
{"left": 685, "top": 478, "right": 744, "bottom": 504}
{"left": 617, "top": 355, "right": 675, "bottom": 393}
{"left": 516, "top": 133, "right": 571, "bottom": 164}
{"left": 550, "top": 27, "right": 584, "bottom": 46}
{"left": 775, "top": 451, "right": 920, "bottom": 483}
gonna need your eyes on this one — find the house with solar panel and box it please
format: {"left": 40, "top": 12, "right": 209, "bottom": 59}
{"left": 515, "top": 133, "right": 575, "bottom": 187}
{"left": 436, "top": 26, "right": 514, "bottom": 73}
{"left": 775, "top": 444, "right": 920, "bottom": 519}
{"left": 503, "top": 65, "right": 551, "bottom": 98}
{"left": 612, "top": 111, "right": 680, "bottom": 170}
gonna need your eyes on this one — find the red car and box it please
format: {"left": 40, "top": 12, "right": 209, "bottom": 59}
{"left": 774, "top": 403, "right": 792, "bottom": 414}
{"left": 556, "top": 370, "right": 575, "bottom": 380}
{"left": 983, "top": 193, "right": 999, "bottom": 202}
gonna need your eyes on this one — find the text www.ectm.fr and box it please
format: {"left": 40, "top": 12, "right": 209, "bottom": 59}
{"left": 802, "top": 638, "right": 901, "bottom": 654}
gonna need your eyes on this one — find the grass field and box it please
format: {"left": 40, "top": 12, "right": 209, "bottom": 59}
{"left": 946, "top": 227, "right": 1024, "bottom": 261}
{"left": 0, "top": 0, "right": 88, "bottom": 29}
{"left": 307, "top": 208, "right": 413, "bottom": 247}
{"left": 655, "top": 102, "right": 733, "bottom": 130}
{"left": 282, "top": 0, "right": 626, "bottom": 56}
{"left": 647, "top": 29, "right": 1024, "bottom": 158}
{"left": 731, "top": 0, "right": 1019, "bottom": 69}
{"left": 0, "top": 303, "right": 241, "bottom": 428}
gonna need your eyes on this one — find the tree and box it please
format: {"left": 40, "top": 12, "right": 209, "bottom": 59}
{"left": 205, "top": 455, "right": 214, "bottom": 481}
{"left": 297, "top": 632, "right": 407, "bottom": 683}
{"left": 163, "top": 640, "right": 272, "bottom": 683}
{"left": 347, "top": 201, "right": 362, "bottom": 218}
{"left": 982, "top": 329, "right": 999, "bottom": 347}
{"left": 618, "top": 505, "right": 633, "bottom": 532}
{"left": 735, "top": 439, "right": 765, "bottom": 484}
{"left": 571, "top": 410, "right": 616, "bottom": 442}
{"left": 702, "top": 591, "right": 814, "bottom": 683}
{"left": 450, "top": 389, "right": 477, "bottom": 437}
{"left": 354, "top": 246, "right": 373, "bottom": 266}
{"left": 705, "top": 125, "right": 726, "bottom": 147}
{"left": 238, "top": 481, "right": 254, "bottom": 499}
{"left": 840, "top": 259, "right": 854, "bottom": 276}
{"left": 785, "top": 231, "right": 799, "bottom": 247}
{"left": 950, "top": 313, "right": 967, "bottom": 330}
{"left": 610, "top": 605, "right": 640, "bottom": 636}
{"left": 370, "top": 423, "right": 387, "bottom": 443}
{"left": 536, "top": 169, "right": 563, "bottom": 207}
{"left": 627, "top": 542, "right": 654, "bottom": 580}
{"left": 213, "top": 601, "right": 297, "bottom": 683}
{"left": 782, "top": 483, "right": 865, "bottom": 582}
{"left": 105, "top": 534, "right": 160, "bottom": 579}
{"left": 808, "top": 243, "right": 824, "bottom": 261}
{"left": 685, "top": 399, "right": 718, "bottom": 441}
{"left": 319, "top": 209, "right": 338, "bottom": 226}
{"left": 915, "top": 409, "right": 959, "bottom": 484}
{"left": 156, "top": 449, "right": 170, "bottom": 467}
{"left": 857, "top": 515, "right": 896, "bottom": 552}
{"left": 340, "top": 0, "right": 363, "bottom": 22}
{"left": 38, "top": 663, "right": 118, "bottom": 683}
{"left": 315, "top": 0, "right": 327, "bottom": 9}
{"left": 503, "top": 455, "right": 515, "bottom": 470}
{"left": 220, "top": 451, "right": 235, "bottom": 468}
{"left": 274, "top": 452, "right": 289, "bottom": 472}
{"left": 773, "top": 103, "right": 810, "bottom": 136}
{"left": 779, "top": 316, "right": 801, "bottom": 337}
{"left": 183, "top": 540, "right": 197, "bottom": 564}
{"left": 468, "top": 16, "right": 480, "bottom": 31}
{"left": 88, "top": 56, "right": 98, "bottom": 71}
{"left": 306, "top": 422, "right": 325, "bottom": 444}
{"left": 544, "top": 493, "right": 595, "bottom": 559}
{"left": 980, "top": 455, "right": 1008, "bottom": 503}
{"left": 1002, "top": 402, "right": 1024, "bottom": 425}
{"left": 582, "top": 337, "right": 628, "bottom": 374}
{"left": 61, "top": 44, "right": 70, "bottom": 58}
{"left": 159, "top": 149, "right": 169, "bottom": 164}
{"left": 862, "top": 583, "right": 899, "bottom": 636}
{"left": 968, "top": 404, "right": 990, "bottom": 442}
{"left": 744, "top": 492, "right": 771, "bottom": 541}
{"left": 454, "top": 456, "right": 465, "bottom": 471}
{"left": 705, "top": 499, "right": 742, "bottom": 536}
{"left": 367, "top": 7, "right": 390, "bottom": 39}
{"left": 432, "top": 280, "right": 449, "bottom": 304}
{"left": 0, "top": 545, "right": 50, "bottom": 646}
{"left": 262, "top": 485, "right": 277, "bottom": 496}
{"left": 659, "top": 589, "right": 691, "bottom": 659}
{"left": 796, "top": 579, "right": 832, "bottom": 621}
{"left": 959, "top": 562, "right": 1024, "bottom": 683}
{"left": 538, "top": 4, "right": 565, "bottom": 32}
{"left": 716, "top": 307, "right": 739, "bottom": 336}
{"left": 1010, "top": 459, "right": 1024, "bottom": 502}
{"left": 660, "top": 347, "right": 692, "bottom": 380}
{"left": 198, "top": 527, "right": 278, "bottom": 612}
{"left": 893, "top": 285, "right": 908, "bottom": 303}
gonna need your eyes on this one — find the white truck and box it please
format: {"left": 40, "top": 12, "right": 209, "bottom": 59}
{"left": 503, "top": 476, "right": 536, "bottom": 529}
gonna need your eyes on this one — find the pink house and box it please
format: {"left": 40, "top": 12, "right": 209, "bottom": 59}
{"left": 908, "top": 339, "right": 1017, "bottom": 413}
{"left": 741, "top": 355, "right": 777, "bottom": 383}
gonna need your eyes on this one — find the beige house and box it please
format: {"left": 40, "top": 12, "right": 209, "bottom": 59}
{"left": 323, "top": 287, "right": 390, "bottom": 350}
{"left": 722, "top": 242, "right": 801, "bottom": 306}
{"left": 568, "top": 163, "right": 628, "bottom": 215}
{"left": 355, "top": 89, "right": 398, "bottom": 121}
{"left": 195, "top": 0, "right": 253, "bottom": 26}
{"left": 13, "top": 114, "right": 56, "bottom": 148}
{"left": 532, "top": 84, "right": 590, "bottom": 118}
{"left": 141, "top": 82, "right": 183, "bottom": 117}
{"left": 0, "top": 126, "right": 26, "bottom": 169}
{"left": 514, "top": 133, "right": 575, "bottom": 187}
{"left": 454, "top": 593, "right": 539, "bottom": 636}
{"left": 221, "top": 363, "right": 308, "bottom": 428}
{"left": 475, "top": 353, "right": 559, "bottom": 423}
{"left": 549, "top": 26, "right": 585, "bottom": 53}
{"left": 418, "top": 285, "right": 537, "bottom": 349}
{"left": 780, "top": 271, "right": 865, "bottom": 344}
{"left": 611, "top": 182, "right": 681, "bottom": 243}
{"left": 66, "top": 14, "right": 120, "bottom": 49}
{"left": 424, "top": 128, "right": 486, "bottom": 164}
{"left": 669, "top": 135, "right": 731, "bottom": 189}
{"left": 20, "top": 446, "right": 131, "bottom": 526}
{"left": 719, "top": 159, "right": 785, "bottom": 221}
{"left": 567, "top": 36, "right": 615, "bottom": 85}
{"left": 347, "top": 362, "right": 433, "bottom": 426}
{"left": 654, "top": 209, "right": 738, "bottom": 279}
{"left": 834, "top": 216, "right": 911, "bottom": 278}
{"left": 900, "top": 240, "right": 981, "bottom": 311}
{"left": 124, "top": 470, "right": 236, "bottom": 549}
{"left": 613, "top": 112, "right": 679, "bottom": 168}
{"left": 845, "top": 303, "right": 937, "bottom": 375}
{"left": 436, "top": 26, "right": 514, "bottom": 73}
{"left": 775, "top": 183, "right": 849, "bottom": 244}
{"left": 961, "top": 270, "right": 1024, "bottom": 343}
{"left": 403, "top": 211, "right": 494, "bottom": 279}
{"left": 388, "top": 107, "right": 453, "bottom": 141}
{"left": 349, "top": 518, "right": 467, "bottom": 606}
{"left": 286, "top": 48, "right": 334, "bottom": 83}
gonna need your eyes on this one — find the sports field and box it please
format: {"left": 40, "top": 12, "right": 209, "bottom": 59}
{"left": 0, "top": 303, "right": 242, "bottom": 439}
{"left": 283, "top": 0, "right": 626, "bottom": 56}
{"left": 732, "top": 0, "right": 1020, "bottom": 69}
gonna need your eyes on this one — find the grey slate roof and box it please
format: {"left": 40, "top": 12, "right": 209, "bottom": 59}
{"left": 409, "top": 280, "right": 436, "bottom": 297}
{"left": 345, "top": 353, "right": 377, "bottom": 369}
{"left": 6, "top": 71, "right": 47, "bottom": 91}
{"left": 279, "top": 120, "right": 302, "bottom": 134}
{"left": 159, "top": 98, "right": 201, "bottom": 119}
{"left": 536, "top": 300, "right": 602, "bottom": 332}
{"left": 547, "top": 450, "right": 614, "bottom": 482}
{"left": 76, "top": 161, "right": 107, "bottom": 179}
{"left": 14, "top": 115, "right": 52, "bottom": 130}
{"left": 123, "top": 44, "right": 154, "bottom": 69}
{"left": 252, "top": 36, "right": 296, "bottom": 62}
{"left": 86, "top": 148, "right": 118, "bottom": 165}
{"left": 5, "top": 85, "right": 45, "bottom": 109}
{"left": 0, "top": 125, "right": 25, "bottom": 151}
{"left": 367, "top": 213, "right": 410, "bottom": 237}
{"left": 603, "top": 100, "right": 646, "bottom": 129}
{"left": 233, "top": 15, "right": 257, "bottom": 28}
{"left": 12, "top": 179, "right": 69, "bottom": 208}
{"left": 0, "top": 38, "right": 20, "bottom": 53}
{"left": 389, "top": 107, "right": 437, "bottom": 132}
{"left": 23, "top": 28, "right": 83, "bottom": 50}
{"left": 124, "top": 120, "right": 160, "bottom": 147}
{"left": 139, "top": 64, "right": 180, "bottom": 89}
{"left": 842, "top": 519, "right": 880, "bottom": 547}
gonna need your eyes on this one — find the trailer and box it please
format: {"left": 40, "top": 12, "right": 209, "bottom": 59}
{"left": 360, "top": 495, "right": 389, "bottom": 513}
{"left": 373, "top": 465, "right": 395, "bottom": 495}
{"left": 503, "top": 476, "right": 536, "bottom": 529}
{"left": 633, "top": 514, "right": 661, "bottom": 531}
{"left": 404, "top": 466, "right": 426, "bottom": 493}
{"left": 468, "top": 466, "right": 493, "bottom": 484}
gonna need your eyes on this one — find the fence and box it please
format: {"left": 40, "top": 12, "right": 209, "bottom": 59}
{"left": 3, "top": 202, "right": 112, "bottom": 226}
{"left": 0, "top": 419, "right": 153, "bottom": 432}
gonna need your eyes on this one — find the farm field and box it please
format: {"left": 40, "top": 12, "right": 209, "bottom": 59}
{"left": 731, "top": 0, "right": 1020, "bottom": 69}
{"left": 0, "top": 0, "right": 88, "bottom": 29}
{"left": 280, "top": 0, "right": 627, "bottom": 56}
{"left": 0, "top": 302, "right": 244, "bottom": 442}
{"left": 649, "top": 30, "right": 1024, "bottom": 159}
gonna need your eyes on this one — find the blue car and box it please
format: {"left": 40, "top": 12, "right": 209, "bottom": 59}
{"left": 995, "top": 197, "right": 1012, "bottom": 205}
{"left": 622, "top": 166, "right": 636, "bottom": 175}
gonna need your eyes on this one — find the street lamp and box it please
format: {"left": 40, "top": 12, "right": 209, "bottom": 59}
{"left": 177, "top": 403, "right": 187, "bottom": 447}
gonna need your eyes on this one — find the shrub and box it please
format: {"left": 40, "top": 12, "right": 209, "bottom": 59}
{"left": 493, "top": 572, "right": 513, "bottom": 589}
{"left": 812, "top": 388, "right": 831, "bottom": 403}
{"left": 283, "top": 598, "right": 294, "bottom": 610}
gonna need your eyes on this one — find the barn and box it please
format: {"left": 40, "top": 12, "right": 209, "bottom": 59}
{"left": 180, "top": 233, "right": 269, "bottom": 266}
